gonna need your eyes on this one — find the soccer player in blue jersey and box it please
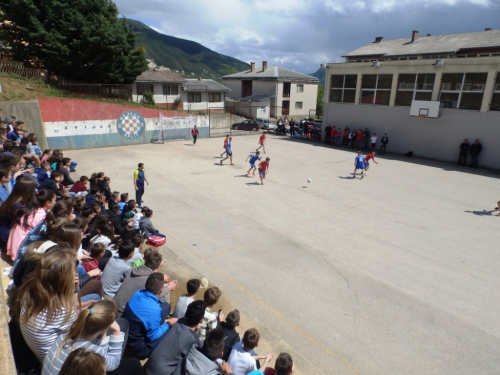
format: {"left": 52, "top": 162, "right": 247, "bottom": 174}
{"left": 353, "top": 151, "right": 366, "bottom": 178}
{"left": 245, "top": 151, "right": 261, "bottom": 176}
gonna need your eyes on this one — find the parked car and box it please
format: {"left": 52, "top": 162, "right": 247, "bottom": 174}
{"left": 231, "top": 120, "right": 260, "bottom": 131}
{"left": 255, "top": 118, "right": 277, "bottom": 131}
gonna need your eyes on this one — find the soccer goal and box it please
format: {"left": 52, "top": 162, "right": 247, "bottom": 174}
{"left": 154, "top": 112, "right": 197, "bottom": 143}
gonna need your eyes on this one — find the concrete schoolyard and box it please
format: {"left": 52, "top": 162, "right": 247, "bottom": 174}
{"left": 70, "top": 135, "right": 500, "bottom": 375}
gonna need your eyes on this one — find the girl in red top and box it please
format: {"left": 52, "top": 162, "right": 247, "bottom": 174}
{"left": 330, "top": 127, "right": 335, "bottom": 145}
{"left": 364, "top": 151, "right": 378, "bottom": 175}
{"left": 257, "top": 133, "right": 266, "bottom": 154}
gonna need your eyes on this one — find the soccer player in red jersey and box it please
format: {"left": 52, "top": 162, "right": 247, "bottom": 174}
{"left": 221, "top": 134, "right": 229, "bottom": 158}
{"left": 256, "top": 133, "right": 266, "bottom": 154}
{"left": 258, "top": 157, "right": 270, "bottom": 185}
{"left": 364, "top": 151, "right": 378, "bottom": 175}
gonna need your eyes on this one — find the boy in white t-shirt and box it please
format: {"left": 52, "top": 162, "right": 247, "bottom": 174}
{"left": 370, "top": 133, "right": 378, "bottom": 151}
{"left": 228, "top": 328, "right": 273, "bottom": 375}
{"left": 173, "top": 278, "right": 201, "bottom": 318}
{"left": 133, "top": 206, "right": 149, "bottom": 230}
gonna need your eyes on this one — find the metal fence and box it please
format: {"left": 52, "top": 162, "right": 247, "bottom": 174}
{"left": 0, "top": 60, "right": 47, "bottom": 80}
{"left": 56, "top": 84, "right": 132, "bottom": 100}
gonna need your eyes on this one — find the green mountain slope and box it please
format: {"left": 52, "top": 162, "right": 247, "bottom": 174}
{"left": 309, "top": 68, "right": 326, "bottom": 86}
{"left": 126, "top": 19, "right": 249, "bottom": 79}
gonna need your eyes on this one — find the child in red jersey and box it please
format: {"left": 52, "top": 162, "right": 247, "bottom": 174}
{"left": 256, "top": 133, "right": 266, "bottom": 154}
{"left": 81, "top": 242, "right": 105, "bottom": 279}
{"left": 258, "top": 157, "right": 270, "bottom": 185}
{"left": 221, "top": 134, "right": 229, "bottom": 158}
{"left": 364, "top": 151, "right": 378, "bottom": 175}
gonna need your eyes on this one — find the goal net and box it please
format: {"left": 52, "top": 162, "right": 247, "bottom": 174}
{"left": 154, "top": 112, "right": 197, "bottom": 143}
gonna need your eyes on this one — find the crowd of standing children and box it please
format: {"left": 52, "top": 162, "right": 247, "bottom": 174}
{"left": 0, "top": 109, "right": 294, "bottom": 375}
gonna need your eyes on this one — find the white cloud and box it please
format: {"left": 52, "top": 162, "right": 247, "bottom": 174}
{"left": 114, "top": 0, "right": 500, "bottom": 74}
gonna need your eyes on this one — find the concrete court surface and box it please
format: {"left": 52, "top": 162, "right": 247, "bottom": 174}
{"left": 70, "top": 135, "right": 500, "bottom": 375}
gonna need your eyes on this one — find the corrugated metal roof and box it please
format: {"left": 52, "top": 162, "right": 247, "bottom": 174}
{"left": 343, "top": 29, "right": 500, "bottom": 57}
{"left": 135, "top": 69, "right": 185, "bottom": 83}
{"left": 183, "top": 79, "right": 231, "bottom": 93}
{"left": 239, "top": 94, "right": 275, "bottom": 102}
{"left": 222, "top": 65, "right": 319, "bottom": 82}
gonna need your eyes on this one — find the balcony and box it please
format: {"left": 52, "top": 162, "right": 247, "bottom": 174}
{"left": 282, "top": 92, "right": 290, "bottom": 98}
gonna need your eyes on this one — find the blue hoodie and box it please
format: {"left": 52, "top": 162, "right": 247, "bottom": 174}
{"left": 122, "top": 289, "right": 171, "bottom": 360}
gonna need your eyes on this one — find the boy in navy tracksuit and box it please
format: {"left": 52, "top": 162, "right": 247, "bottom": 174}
{"left": 122, "top": 273, "right": 178, "bottom": 360}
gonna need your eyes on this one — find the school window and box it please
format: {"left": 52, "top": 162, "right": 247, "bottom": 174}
{"left": 329, "top": 74, "right": 357, "bottom": 103}
{"left": 136, "top": 84, "right": 153, "bottom": 95}
{"left": 439, "top": 73, "right": 487, "bottom": 110}
{"left": 208, "top": 93, "right": 221, "bottom": 102}
{"left": 163, "top": 85, "right": 179, "bottom": 96}
{"left": 395, "top": 73, "right": 435, "bottom": 106}
{"left": 360, "top": 74, "right": 393, "bottom": 105}
{"left": 187, "top": 92, "right": 202, "bottom": 103}
{"left": 295, "top": 102, "right": 303, "bottom": 109}
{"left": 296, "top": 84, "right": 304, "bottom": 93}
{"left": 490, "top": 72, "right": 500, "bottom": 111}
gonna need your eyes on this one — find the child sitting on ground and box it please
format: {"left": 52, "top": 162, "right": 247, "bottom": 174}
{"left": 70, "top": 175, "right": 89, "bottom": 194}
{"left": 133, "top": 206, "right": 148, "bottom": 230}
{"left": 199, "top": 286, "right": 225, "bottom": 341}
{"left": 139, "top": 209, "right": 165, "bottom": 238}
{"left": 263, "top": 352, "right": 295, "bottom": 375}
{"left": 81, "top": 242, "right": 106, "bottom": 279}
{"left": 228, "top": 328, "right": 274, "bottom": 375}
{"left": 219, "top": 309, "right": 241, "bottom": 361}
{"left": 34, "top": 161, "right": 51, "bottom": 185}
{"left": 121, "top": 200, "right": 137, "bottom": 222}
{"left": 101, "top": 242, "right": 135, "bottom": 297}
{"left": 173, "top": 279, "right": 201, "bottom": 319}
{"left": 117, "top": 193, "right": 128, "bottom": 215}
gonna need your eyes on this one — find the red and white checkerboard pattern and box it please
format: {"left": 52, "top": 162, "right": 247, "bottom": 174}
{"left": 119, "top": 115, "right": 142, "bottom": 136}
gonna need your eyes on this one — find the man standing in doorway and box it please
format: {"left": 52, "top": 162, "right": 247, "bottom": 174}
{"left": 457, "top": 139, "right": 469, "bottom": 166}
{"left": 469, "top": 139, "right": 482, "bottom": 169}
{"left": 134, "top": 163, "right": 149, "bottom": 208}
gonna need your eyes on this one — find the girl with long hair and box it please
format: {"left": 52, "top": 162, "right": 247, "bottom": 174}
{"left": 0, "top": 176, "right": 38, "bottom": 249}
{"left": 12, "top": 199, "right": 74, "bottom": 267}
{"left": 42, "top": 300, "right": 137, "bottom": 375}
{"left": 6, "top": 189, "right": 56, "bottom": 261}
{"left": 16, "top": 245, "right": 81, "bottom": 362}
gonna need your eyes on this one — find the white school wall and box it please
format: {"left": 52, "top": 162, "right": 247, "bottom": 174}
{"left": 324, "top": 102, "right": 499, "bottom": 170}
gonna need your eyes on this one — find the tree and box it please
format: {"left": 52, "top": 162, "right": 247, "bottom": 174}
{"left": 0, "top": 0, "right": 147, "bottom": 83}
{"left": 316, "top": 84, "right": 324, "bottom": 118}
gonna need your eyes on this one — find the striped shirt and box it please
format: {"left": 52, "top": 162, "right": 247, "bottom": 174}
{"left": 199, "top": 308, "right": 218, "bottom": 341}
{"left": 42, "top": 332, "right": 124, "bottom": 375}
{"left": 20, "top": 307, "right": 78, "bottom": 361}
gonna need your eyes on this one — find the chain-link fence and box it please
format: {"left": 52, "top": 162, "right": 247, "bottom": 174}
{"left": 56, "top": 84, "right": 132, "bottom": 100}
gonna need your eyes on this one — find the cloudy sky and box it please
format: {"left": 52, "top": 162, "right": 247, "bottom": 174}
{"left": 114, "top": 0, "right": 500, "bottom": 74}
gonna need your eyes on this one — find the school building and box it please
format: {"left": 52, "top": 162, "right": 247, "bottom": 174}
{"left": 322, "top": 29, "right": 500, "bottom": 170}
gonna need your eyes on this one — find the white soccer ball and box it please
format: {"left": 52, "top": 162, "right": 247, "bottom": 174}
{"left": 307, "top": 178, "right": 312, "bottom": 183}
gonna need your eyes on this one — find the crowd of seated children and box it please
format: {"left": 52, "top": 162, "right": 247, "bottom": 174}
{"left": 0, "top": 109, "right": 297, "bottom": 375}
